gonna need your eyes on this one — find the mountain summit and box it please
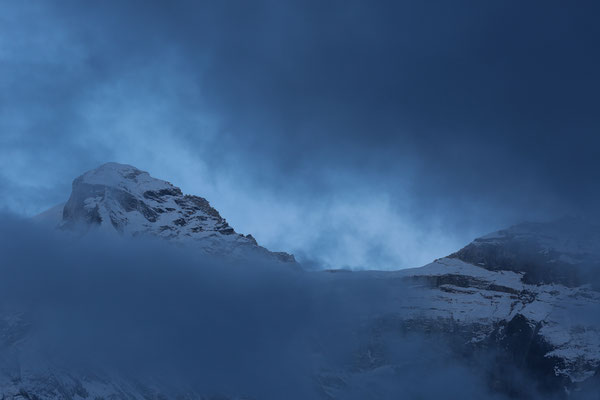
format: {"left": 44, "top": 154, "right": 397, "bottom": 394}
{"left": 56, "top": 162, "right": 294, "bottom": 263}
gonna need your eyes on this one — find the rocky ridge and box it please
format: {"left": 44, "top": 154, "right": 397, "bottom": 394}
{"left": 318, "top": 220, "right": 600, "bottom": 397}
{"left": 55, "top": 162, "right": 294, "bottom": 263}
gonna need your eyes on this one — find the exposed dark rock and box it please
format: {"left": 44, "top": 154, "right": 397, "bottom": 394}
{"left": 245, "top": 234, "right": 258, "bottom": 245}
{"left": 355, "top": 313, "right": 570, "bottom": 399}
{"left": 450, "top": 241, "right": 582, "bottom": 287}
{"left": 143, "top": 188, "right": 183, "bottom": 203}
{"left": 273, "top": 251, "right": 296, "bottom": 263}
{"left": 123, "top": 170, "right": 143, "bottom": 180}
{"left": 173, "top": 218, "right": 187, "bottom": 227}
{"left": 157, "top": 188, "right": 182, "bottom": 197}
{"left": 143, "top": 190, "right": 165, "bottom": 203}
{"left": 485, "top": 314, "right": 567, "bottom": 397}
{"left": 449, "top": 219, "right": 600, "bottom": 288}
{"left": 409, "top": 274, "right": 520, "bottom": 295}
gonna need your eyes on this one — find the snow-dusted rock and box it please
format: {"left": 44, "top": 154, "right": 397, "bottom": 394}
{"left": 450, "top": 218, "right": 600, "bottom": 286}
{"left": 318, "top": 220, "right": 600, "bottom": 394}
{"left": 400, "top": 257, "right": 600, "bottom": 383}
{"left": 55, "top": 162, "right": 295, "bottom": 263}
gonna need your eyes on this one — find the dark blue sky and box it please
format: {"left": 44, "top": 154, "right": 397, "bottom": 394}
{"left": 1, "top": 0, "right": 599, "bottom": 268}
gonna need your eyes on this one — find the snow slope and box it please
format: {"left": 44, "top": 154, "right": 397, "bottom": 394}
{"left": 48, "top": 162, "right": 295, "bottom": 263}
{"left": 317, "top": 220, "right": 600, "bottom": 393}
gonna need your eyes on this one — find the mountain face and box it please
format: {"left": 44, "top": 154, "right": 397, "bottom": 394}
{"left": 318, "top": 220, "right": 600, "bottom": 398}
{"left": 13, "top": 165, "right": 600, "bottom": 399}
{"left": 54, "top": 162, "right": 295, "bottom": 263}
{"left": 450, "top": 219, "right": 600, "bottom": 287}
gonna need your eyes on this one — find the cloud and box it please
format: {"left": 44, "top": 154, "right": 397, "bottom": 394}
{"left": 2, "top": 215, "right": 599, "bottom": 398}
{"left": 1, "top": 0, "right": 599, "bottom": 269}
{"left": 0, "top": 215, "right": 552, "bottom": 397}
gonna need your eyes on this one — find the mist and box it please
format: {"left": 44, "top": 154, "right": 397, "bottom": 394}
{"left": 1, "top": 0, "right": 599, "bottom": 398}
{"left": 0, "top": 214, "right": 583, "bottom": 398}
{"left": 2, "top": 0, "right": 600, "bottom": 269}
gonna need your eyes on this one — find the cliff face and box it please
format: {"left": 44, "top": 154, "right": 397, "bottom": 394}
{"left": 58, "top": 162, "right": 295, "bottom": 263}
{"left": 449, "top": 219, "right": 600, "bottom": 287}
{"left": 319, "top": 219, "right": 600, "bottom": 396}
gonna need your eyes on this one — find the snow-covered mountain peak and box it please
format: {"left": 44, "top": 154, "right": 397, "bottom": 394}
{"left": 449, "top": 218, "right": 600, "bottom": 286}
{"left": 77, "top": 162, "right": 176, "bottom": 195}
{"left": 473, "top": 217, "right": 600, "bottom": 257}
{"left": 58, "top": 163, "right": 295, "bottom": 263}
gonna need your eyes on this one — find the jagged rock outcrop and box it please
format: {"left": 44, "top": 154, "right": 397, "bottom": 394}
{"left": 449, "top": 218, "right": 600, "bottom": 287}
{"left": 57, "top": 162, "right": 295, "bottom": 263}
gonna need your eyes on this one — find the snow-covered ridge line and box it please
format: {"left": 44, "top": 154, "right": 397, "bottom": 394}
{"left": 323, "top": 218, "right": 600, "bottom": 386}
{"left": 448, "top": 219, "right": 600, "bottom": 287}
{"left": 55, "top": 162, "right": 295, "bottom": 263}
{"left": 398, "top": 221, "right": 600, "bottom": 384}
